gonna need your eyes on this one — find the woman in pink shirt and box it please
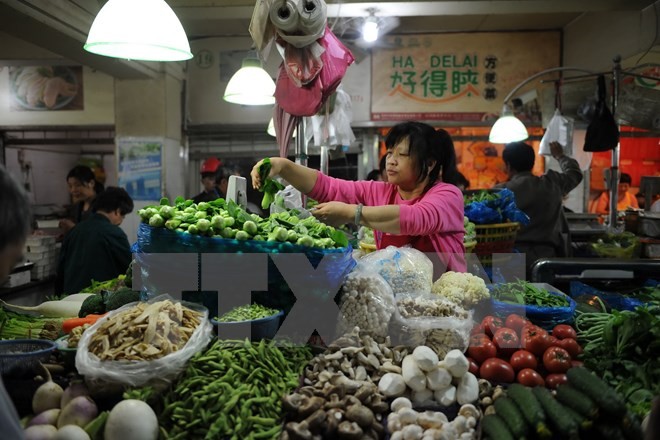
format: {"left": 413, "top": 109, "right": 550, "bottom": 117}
{"left": 251, "top": 121, "right": 466, "bottom": 274}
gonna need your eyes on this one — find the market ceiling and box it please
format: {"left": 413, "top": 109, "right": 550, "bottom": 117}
{"left": 0, "top": 0, "right": 655, "bottom": 79}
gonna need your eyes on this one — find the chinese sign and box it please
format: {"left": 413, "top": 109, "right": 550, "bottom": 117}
{"left": 117, "top": 138, "right": 162, "bottom": 201}
{"left": 371, "top": 32, "right": 560, "bottom": 121}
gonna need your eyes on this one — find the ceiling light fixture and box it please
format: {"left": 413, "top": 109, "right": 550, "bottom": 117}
{"left": 224, "top": 53, "right": 276, "bottom": 106}
{"left": 84, "top": 0, "right": 193, "bottom": 61}
{"left": 362, "top": 10, "right": 379, "bottom": 43}
{"left": 488, "top": 66, "right": 596, "bottom": 143}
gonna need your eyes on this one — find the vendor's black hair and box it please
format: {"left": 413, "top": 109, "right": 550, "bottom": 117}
{"left": 456, "top": 171, "right": 470, "bottom": 190}
{"left": 379, "top": 154, "right": 387, "bottom": 173}
{"left": 92, "top": 187, "right": 134, "bottom": 216}
{"left": 366, "top": 169, "right": 381, "bottom": 181}
{"left": 620, "top": 172, "right": 632, "bottom": 184}
{"left": 384, "top": 121, "right": 459, "bottom": 191}
{"left": 0, "top": 164, "right": 31, "bottom": 252}
{"left": 502, "top": 142, "right": 535, "bottom": 172}
{"left": 66, "top": 165, "right": 104, "bottom": 194}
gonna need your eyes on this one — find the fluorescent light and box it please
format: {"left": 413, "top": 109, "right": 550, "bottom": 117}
{"left": 84, "top": 0, "right": 193, "bottom": 61}
{"left": 362, "top": 16, "right": 379, "bottom": 43}
{"left": 488, "top": 105, "right": 529, "bottom": 143}
{"left": 224, "top": 57, "right": 275, "bottom": 106}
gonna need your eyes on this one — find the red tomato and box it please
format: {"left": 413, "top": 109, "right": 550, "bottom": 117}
{"left": 471, "top": 323, "right": 486, "bottom": 335}
{"left": 493, "top": 327, "right": 520, "bottom": 356}
{"left": 504, "top": 313, "right": 529, "bottom": 333}
{"left": 481, "top": 316, "right": 504, "bottom": 337}
{"left": 479, "top": 358, "right": 515, "bottom": 383}
{"left": 523, "top": 323, "right": 548, "bottom": 337}
{"left": 468, "top": 337, "right": 498, "bottom": 364}
{"left": 552, "top": 324, "right": 577, "bottom": 340}
{"left": 467, "top": 357, "right": 480, "bottom": 376}
{"left": 556, "top": 338, "right": 582, "bottom": 358}
{"left": 517, "top": 368, "right": 545, "bottom": 387}
{"left": 571, "top": 360, "right": 584, "bottom": 368}
{"left": 543, "top": 346, "right": 572, "bottom": 373}
{"left": 509, "top": 350, "right": 538, "bottom": 371}
{"left": 545, "top": 373, "right": 568, "bottom": 389}
{"left": 521, "top": 326, "right": 550, "bottom": 356}
{"left": 546, "top": 335, "right": 559, "bottom": 347}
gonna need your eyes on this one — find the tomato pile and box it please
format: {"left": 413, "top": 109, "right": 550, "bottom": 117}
{"left": 467, "top": 314, "right": 583, "bottom": 389}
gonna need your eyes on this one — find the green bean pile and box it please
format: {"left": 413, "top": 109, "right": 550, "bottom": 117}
{"left": 216, "top": 304, "right": 279, "bottom": 322}
{"left": 159, "top": 339, "right": 312, "bottom": 440}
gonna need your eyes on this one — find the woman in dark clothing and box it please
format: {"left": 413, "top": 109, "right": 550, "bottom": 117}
{"left": 59, "top": 165, "right": 103, "bottom": 233}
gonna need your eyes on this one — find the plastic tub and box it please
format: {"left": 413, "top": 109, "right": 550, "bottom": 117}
{"left": 211, "top": 310, "right": 284, "bottom": 341}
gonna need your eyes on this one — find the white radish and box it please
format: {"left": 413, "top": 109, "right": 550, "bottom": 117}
{"left": 378, "top": 373, "right": 407, "bottom": 397}
{"left": 444, "top": 350, "right": 469, "bottom": 378}
{"left": 402, "top": 355, "right": 426, "bottom": 392}
{"left": 54, "top": 425, "right": 90, "bottom": 440}
{"left": 32, "top": 366, "right": 64, "bottom": 415}
{"left": 426, "top": 366, "right": 452, "bottom": 391}
{"left": 57, "top": 396, "right": 97, "bottom": 428}
{"left": 412, "top": 346, "right": 439, "bottom": 372}
{"left": 61, "top": 294, "right": 95, "bottom": 302}
{"left": 0, "top": 299, "right": 82, "bottom": 318}
{"left": 434, "top": 385, "right": 456, "bottom": 407}
{"left": 104, "top": 399, "right": 158, "bottom": 440}
{"left": 456, "top": 372, "right": 479, "bottom": 405}
{"left": 60, "top": 382, "right": 89, "bottom": 409}
{"left": 24, "top": 424, "right": 57, "bottom": 440}
{"left": 28, "top": 408, "right": 61, "bottom": 427}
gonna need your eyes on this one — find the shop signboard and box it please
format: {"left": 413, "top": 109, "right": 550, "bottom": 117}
{"left": 117, "top": 137, "right": 163, "bottom": 201}
{"left": 371, "top": 32, "right": 560, "bottom": 122}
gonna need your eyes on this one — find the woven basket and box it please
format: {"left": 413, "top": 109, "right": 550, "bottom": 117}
{"left": 473, "top": 222, "right": 520, "bottom": 265}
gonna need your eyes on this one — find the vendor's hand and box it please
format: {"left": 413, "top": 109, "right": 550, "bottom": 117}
{"left": 250, "top": 157, "right": 285, "bottom": 190}
{"left": 58, "top": 219, "right": 75, "bottom": 233}
{"left": 311, "top": 202, "right": 354, "bottom": 227}
{"left": 550, "top": 141, "right": 565, "bottom": 159}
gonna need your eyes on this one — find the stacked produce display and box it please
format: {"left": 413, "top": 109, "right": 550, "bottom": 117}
{"left": 0, "top": 195, "right": 656, "bottom": 440}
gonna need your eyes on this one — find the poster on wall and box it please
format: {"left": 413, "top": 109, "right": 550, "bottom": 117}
{"left": 8, "top": 66, "right": 83, "bottom": 111}
{"left": 117, "top": 138, "right": 163, "bottom": 201}
{"left": 371, "top": 32, "right": 560, "bottom": 122}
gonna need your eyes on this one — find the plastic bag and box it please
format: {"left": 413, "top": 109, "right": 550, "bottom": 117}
{"left": 464, "top": 188, "right": 530, "bottom": 226}
{"left": 336, "top": 265, "right": 396, "bottom": 339}
{"left": 569, "top": 281, "right": 643, "bottom": 311}
{"left": 270, "top": 184, "right": 311, "bottom": 217}
{"left": 360, "top": 246, "right": 434, "bottom": 294}
{"left": 539, "top": 109, "right": 574, "bottom": 156}
{"left": 75, "top": 294, "right": 213, "bottom": 387}
{"left": 584, "top": 75, "right": 620, "bottom": 152}
{"left": 488, "top": 286, "right": 576, "bottom": 330}
{"left": 389, "top": 293, "right": 473, "bottom": 358}
{"left": 305, "top": 87, "right": 356, "bottom": 148}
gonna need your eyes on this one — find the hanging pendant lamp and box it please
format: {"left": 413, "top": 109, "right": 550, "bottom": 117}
{"left": 224, "top": 54, "right": 275, "bottom": 106}
{"left": 84, "top": 0, "right": 193, "bottom": 62}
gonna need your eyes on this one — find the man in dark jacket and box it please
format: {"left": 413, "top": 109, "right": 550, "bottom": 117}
{"left": 0, "top": 164, "right": 32, "bottom": 439}
{"left": 56, "top": 187, "right": 133, "bottom": 294}
{"left": 496, "top": 141, "right": 583, "bottom": 277}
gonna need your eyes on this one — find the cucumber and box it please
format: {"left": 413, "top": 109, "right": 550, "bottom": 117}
{"left": 562, "top": 403, "right": 593, "bottom": 431}
{"left": 507, "top": 383, "right": 551, "bottom": 439}
{"left": 494, "top": 396, "right": 528, "bottom": 439}
{"left": 592, "top": 421, "right": 625, "bottom": 440}
{"left": 532, "top": 386, "right": 580, "bottom": 439}
{"left": 621, "top": 412, "right": 644, "bottom": 440}
{"left": 481, "top": 414, "right": 515, "bottom": 440}
{"left": 566, "top": 367, "right": 627, "bottom": 416}
{"left": 555, "top": 384, "right": 599, "bottom": 419}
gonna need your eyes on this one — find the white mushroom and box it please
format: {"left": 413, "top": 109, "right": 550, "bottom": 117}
{"left": 401, "top": 424, "right": 424, "bottom": 440}
{"left": 412, "top": 346, "right": 439, "bottom": 372}
{"left": 391, "top": 396, "right": 413, "bottom": 413}
{"left": 458, "top": 404, "right": 480, "bottom": 420}
{"left": 398, "top": 407, "right": 419, "bottom": 426}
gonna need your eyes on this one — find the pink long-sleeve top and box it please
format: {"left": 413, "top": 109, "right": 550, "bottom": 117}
{"left": 308, "top": 172, "right": 467, "bottom": 273}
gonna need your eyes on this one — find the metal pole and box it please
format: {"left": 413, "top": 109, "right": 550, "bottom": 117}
{"left": 295, "top": 118, "right": 308, "bottom": 207}
{"left": 608, "top": 56, "right": 621, "bottom": 231}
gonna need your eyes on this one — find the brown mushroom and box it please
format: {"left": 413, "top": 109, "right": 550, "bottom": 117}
{"left": 337, "top": 420, "right": 363, "bottom": 439}
{"left": 285, "top": 421, "right": 313, "bottom": 440}
{"left": 346, "top": 404, "right": 375, "bottom": 428}
{"left": 283, "top": 394, "right": 306, "bottom": 414}
{"left": 324, "top": 393, "right": 344, "bottom": 410}
{"left": 304, "top": 409, "right": 326, "bottom": 430}
{"left": 299, "top": 396, "right": 325, "bottom": 418}
{"left": 324, "top": 408, "right": 344, "bottom": 436}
